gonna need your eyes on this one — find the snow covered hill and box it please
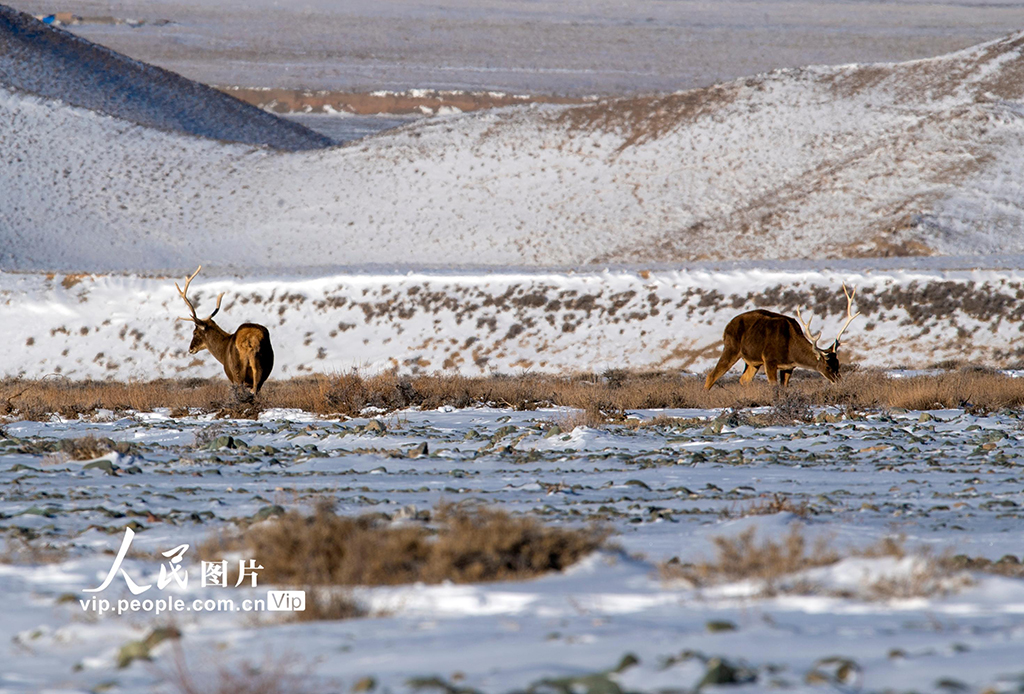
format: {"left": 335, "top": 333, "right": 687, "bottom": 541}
{"left": 0, "top": 5, "right": 332, "bottom": 150}
{"left": 3, "top": 29, "right": 1024, "bottom": 271}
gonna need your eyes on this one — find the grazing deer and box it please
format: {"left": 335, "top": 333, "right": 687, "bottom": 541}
{"left": 704, "top": 284, "right": 860, "bottom": 389}
{"left": 175, "top": 266, "right": 274, "bottom": 396}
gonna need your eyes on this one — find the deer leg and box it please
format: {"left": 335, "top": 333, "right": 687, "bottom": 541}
{"left": 704, "top": 346, "right": 742, "bottom": 390}
{"left": 764, "top": 361, "right": 780, "bottom": 385}
{"left": 780, "top": 369, "right": 793, "bottom": 387}
{"left": 738, "top": 362, "right": 760, "bottom": 385}
{"left": 248, "top": 355, "right": 262, "bottom": 396}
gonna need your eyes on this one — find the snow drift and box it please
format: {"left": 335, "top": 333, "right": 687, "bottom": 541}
{"left": 3, "top": 28, "right": 1024, "bottom": 270}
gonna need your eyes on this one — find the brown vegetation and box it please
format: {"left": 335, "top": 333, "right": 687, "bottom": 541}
{"left": 661, "top": 528, "right": 972, "bottom": 599}
{"left": 218, "top": 87, "right": 584, "bottom": 115}
{"left": 167, "top": 644, "right": 312, "bottom": 694}
{"left": 661, "top": 527, "right": 840, "bottom": 592}
{"left": 201, "top": 502, "right": 608, "bottom": 588}
{"left": 50, "top": 435, "right": 133, "bottom": 460}
{"left": 0, "top": 367, "right": 1022, "bottom": 421}
{"left": 0, "top": 535, "right": 68, "bottom": 564}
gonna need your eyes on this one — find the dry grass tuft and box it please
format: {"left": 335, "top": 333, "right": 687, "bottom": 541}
{"left": 661, "top": 527, "right": 839, "bottom": 592}
{"left": 2, "top": 367, "right": 1023, "bottom": 420}
{"left": 551, "top": 404, "right": 615, "bottom": 431}
{"left": 0, "top": 535, "right": 68, "bottom": 564}
{"left": 202, "top": 502, "right": 608, "bottom": 590}
{"left": 661, "top": 528, "right": 971, "bottom": 599}
{"left": 730, "top": 493, "right": 813, "bottom": 519}
{"left": 167, "top": 644, "right": 313, "bottom": 694}
{"left": 291, "top": 587, "right": 366, "bottom": 622}
{"left": 54, "top": 435, "right": 132, "bottom": 460}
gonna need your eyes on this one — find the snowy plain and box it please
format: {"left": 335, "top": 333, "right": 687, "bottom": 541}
{"left": 4, "top": 405, "right": 1024, "bottom": 692}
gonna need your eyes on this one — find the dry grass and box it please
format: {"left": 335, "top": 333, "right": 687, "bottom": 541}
{"left": 201, "top": 502, "right": 608, "bottom": 589}
{"left": 54, "top": 435, "right": 133, "bottom": 460}
{"left": 167, "top": 643, "right": 313, "bottom": 694}
{"left": 1, "top": 367, "right": 1023, "bottom": 420}
{"left": 0, "top": 535, "right": 68, "bottom": 564}
{"left": 291, "top": 587, "right": 366, "bottom": 622}
{"left": 661, "top": 527, "right": 840, "bottom": 592}
{"left": 727, "top": 493, "right": 813, "bottom": 519}
{"left": 661, "top": 528, "right": 972, "bottom": 599}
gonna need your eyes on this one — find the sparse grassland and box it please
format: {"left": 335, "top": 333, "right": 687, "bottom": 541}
{"left": 0, "top": 367, "right": 1022, "bottom": 420}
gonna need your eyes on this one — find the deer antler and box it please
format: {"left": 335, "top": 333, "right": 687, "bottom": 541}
{"left": 209, "top": 292, "right": 225, "bottom": 320}
{"left": 832, "top": 283, "right": 861, "bottom": 347}
{"left": 175, "top": 265, "right": 202, "bottom": 322}
{"left": 796, "top": 308, "right": 824, "bottom": 349}
{"left": 175, "top": 266, "right": 227, "bottom": 322}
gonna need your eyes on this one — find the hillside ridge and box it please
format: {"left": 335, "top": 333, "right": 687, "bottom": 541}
{"left": 0, "top": 4, "right": 332, "bottom": 150}
{"left": 2, "top": 29, "right": 1024, "bottom": 270}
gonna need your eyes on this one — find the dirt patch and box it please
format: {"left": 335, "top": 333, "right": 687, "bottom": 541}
{"left": 217, "top": 87, "right": 585, "bottom": 115}
{"left": 555, "top": 83, "right": 742, "bottom": 151}
{"left": 824, "top": 64, "right": 895, "bottom": 100}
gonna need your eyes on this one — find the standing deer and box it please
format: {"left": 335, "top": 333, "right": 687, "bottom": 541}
{"left": 704, "top": 285, "right": 860, "bottom": 389}
{"left": 175, "top": 266, "right": 274, "bottom": 396}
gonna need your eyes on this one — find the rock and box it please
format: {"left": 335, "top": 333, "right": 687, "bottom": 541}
{"left": 117, "top": 626, "right": 181, "bottom": 669}
{"left": 698, "top": 658, "right": 738, "bottom": 686}
{"left": 363, "top": 419, "right": 386, "bottom": 435}
{"left": 83, "top": 459, "right": 118, "bottom": 474}
{"left": 543, "top": 425, "right": 562, "bottom": 438}
{"left": 204, "top": 435, "right": 245, "bottom": 450}
{"left": 706, "top": 620, "right": 737, "bottom": 633}
{"left": 491, "top": 425, "right": 517, "bottom": 442}
{"left": 408, "top": 442, "right": 429, "bottom": 458}
{"left": 252, "top": 504, "right": 286, "bottom": 521}
{"left": 613, "top": 653, "right": 639, "bottom": 673}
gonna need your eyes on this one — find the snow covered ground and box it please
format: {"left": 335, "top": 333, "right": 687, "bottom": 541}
{"left": 4, "top": 265, "right": 1024, "bottom": 382}
{"left": 3, "top": 405, "right": 1024, "bottom": 692}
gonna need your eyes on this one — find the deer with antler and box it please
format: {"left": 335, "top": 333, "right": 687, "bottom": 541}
{"left": 175, "top": 266, "right": 274, "bottom": 396}
{"left": 704, "top": 284, "right": 860, "bottom": 389}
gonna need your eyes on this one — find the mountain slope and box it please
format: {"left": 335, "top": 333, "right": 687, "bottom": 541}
{"left": 2, "top": 31, "right": 1024, "bottom": 270}
{"left": 0, "top": 4, "right": 332, "bottom": 151}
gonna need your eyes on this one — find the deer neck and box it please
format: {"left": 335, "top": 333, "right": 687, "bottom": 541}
{"left": 202, "top": 323, "right": 233, "bottom": 364}
{"left": 795, "top": 336, "right": 826, "bottom": 370}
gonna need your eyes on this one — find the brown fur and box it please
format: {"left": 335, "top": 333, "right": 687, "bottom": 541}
{"left": 704, "top": 309, "right": 840, "bottom": 389}
{"left": 176, "top": 267, "right": 275, "bottom": 396}
{"left": 189, "top": 320, "right": 274, "bottom": 396}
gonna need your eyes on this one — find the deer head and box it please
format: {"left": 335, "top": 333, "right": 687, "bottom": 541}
{"left": 176, "top": 265, "right": 227, "bottom": 355}
{"left": 796, "top": 284, "right": 860, "bottom": 382}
